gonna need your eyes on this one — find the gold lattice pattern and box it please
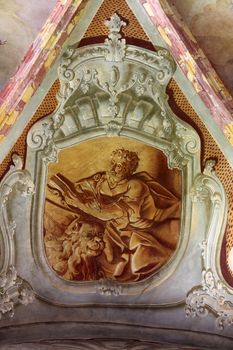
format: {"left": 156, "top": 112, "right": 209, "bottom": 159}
{"left": 83, "top": 0, "right": 149, "bottom": 41}
{"left": 0, "top": 0, "right": 232, "bottom": 283}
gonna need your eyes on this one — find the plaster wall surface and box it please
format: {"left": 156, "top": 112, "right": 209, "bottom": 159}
{"left": 0, "top": 0, "right": 56, "bottom": 90}
{"left": 169, "top": 0, "right": 233, "bottom": 94}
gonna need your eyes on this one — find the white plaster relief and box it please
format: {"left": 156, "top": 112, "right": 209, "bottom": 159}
{"left": 24, "top": 14, "right": 205, "bottom": 305}
{"left": 22, "top": 14, "right": 228, "bottom": 328}
{"left": 186, "top": 268, "right": 233, "bottom": 329}
{"left": 0, "top": 154, "right": 34, "bottom": 271}
{"left": 186, "top": 160, "right": 231, "bottom": 329}
{"left": 0, "top": 154, "right": 35, "bottom": 319}
{"left": 0, "top": 266, "right": 34, "bottom": 320}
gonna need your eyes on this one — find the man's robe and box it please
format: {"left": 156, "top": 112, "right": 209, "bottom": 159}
{"left": 46, "top": 171, "right": 181, "bottom": 282}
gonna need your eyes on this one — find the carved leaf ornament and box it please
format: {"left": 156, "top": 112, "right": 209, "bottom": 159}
{"left": 27, "top": 13, "right": 198, "bottom": 171}
{"left": 186, "top": 160, "right": 230, "bottom": 329}
{"left": 0, "top": 155, "right": 35, "bottom": 319}
{"left": 0, "top": 14, "right": 228, "bottom": 331}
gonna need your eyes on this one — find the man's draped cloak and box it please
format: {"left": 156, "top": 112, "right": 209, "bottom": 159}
{"left": 46, "top": 171, "right": 181, "bottom": 282}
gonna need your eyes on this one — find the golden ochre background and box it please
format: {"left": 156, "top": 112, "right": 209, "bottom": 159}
{"left": 47, "top": 137, "right": 181, "bottom": 199}
{"left": 0, "top": 0, "right": 232, "bottom": 284}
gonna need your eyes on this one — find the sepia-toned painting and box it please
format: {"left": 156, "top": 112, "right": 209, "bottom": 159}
{"left": 44, "top": 137, "right": 182, "bottom": 282}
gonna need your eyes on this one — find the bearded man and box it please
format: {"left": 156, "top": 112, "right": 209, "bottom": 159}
{"left": 47, "top": 148, "right": 181, "bottom": 282}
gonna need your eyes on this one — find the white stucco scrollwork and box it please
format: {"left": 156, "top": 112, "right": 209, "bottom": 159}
{"left": 23, "top": 13, "right": 204, "bottom": 305}
{"left": 0, "top": 155, "right": 35, "bottom": 319}
{"left": 186, "top": 269, "right": 233, "bottom": 330}
{"left": 27, "top": 112, "right": 64, "bottom": 163}
{"left": 0, "top": 154, "right": 34, "bottom": 271}
{"left": 22, "top": 13, "right": 227, "bottom": 316}
{"left": 97, "top": 279, "right": 122, "bottom": 296}
{"left": 186, "top": 159, "right": 230, "bottom": 329}
{"left": 0, "top": 266, "right": 34, "bottom": 320}
{"left": 104, "top": 13, "right": 126, "bottom": 62}
{"left": 104, "top": 120, "right": 122, "bottom": 136}
{"left": 0, "top": 154, "right": 34, "bottom": 207}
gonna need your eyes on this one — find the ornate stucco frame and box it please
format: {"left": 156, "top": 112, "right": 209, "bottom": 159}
{"left": 0, "top": 15, "right": 229, "bottom": 322}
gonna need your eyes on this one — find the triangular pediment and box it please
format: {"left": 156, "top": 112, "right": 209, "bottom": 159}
{"left": 0, "top": 1, "right": 233, "bottom": 349}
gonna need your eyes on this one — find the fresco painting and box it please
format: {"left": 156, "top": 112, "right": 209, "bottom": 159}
{"left": 44, "top": 137, "right": 182, "bottom": 282}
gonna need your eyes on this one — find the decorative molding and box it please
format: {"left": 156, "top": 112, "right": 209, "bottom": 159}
{"left": 92, "top": 65, "right": 138, "bottom": 118}
{"left": 0, "top": 266, "right": 34, "bottom": 320}
{"left": 56, "top": 12, "right": 176, "bottom": 112}
{"left": 104, "top": 120, "right": 122, "bottom": 136}
{"left": 0, "top": 154, "right": 34, "bottom": 207}
{"left": 0, "top": 155, "right": 35, "bottom": 319}
{"left": 0, "top": 151, "right": 35, "bottom": 266}
{"left": 186, "top": 159, "right": 229, "bottom": 329}
{"left": 104, "top": 13, "right": 126, "bottom": 62}
{"left": 0, "top": 339, "right": 204, "bottom": 350}
{"left": 186, "top": 269, "right": 233, "bottom": 330}
{"left": 125, "top": 46, "right": 176, "bottom": 86}
{"left": 191, "top": 160, "right": 223, "bottom": 207}
{"left": 24, "top": 13, "right": 205, "bottom": 305}
{"left": 0, "top": 154, "right": 34, "bottom": 270}
{"left": 97, "top": 279, "right": 123, "bottom": 296}
{"left": 27, "top": 113, "right": 64, "bottom": 163}
{"left": 25, "top": 13, "right": 200, "bottom": 178}
{"left": 163, "top": 143, "right": 188, "bottom": 170}
{"left": 175, "top": 123, "right": 199, "bottom": 155}
{"left": 50, "top": 13, "right": 199, "bottom": 173}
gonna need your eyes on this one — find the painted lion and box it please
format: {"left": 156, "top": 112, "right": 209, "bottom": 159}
{"left": 44, "top": 217, "right": 105, "bottom": 281}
